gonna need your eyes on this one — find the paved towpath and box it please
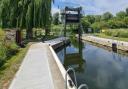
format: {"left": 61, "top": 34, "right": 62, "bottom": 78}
{"left": 9, "top": 43, "right": 55, "bottom": 89}
{"left": 9, "top": 37, "right": 73, "bottom": 89}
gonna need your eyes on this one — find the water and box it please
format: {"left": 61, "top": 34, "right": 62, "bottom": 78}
{"left": 56, "top": 38, "right": 128, "bottom": 89}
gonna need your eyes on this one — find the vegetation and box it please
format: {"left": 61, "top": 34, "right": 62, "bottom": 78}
{"left": 0, "top": 28, "right": 31, "bottom": 89}
{"left": 0, "top": 0, "right": 53, "bottom": 39}
{"left": 81, "top": 8, "right": 128, "bottom": 42}
{"left": 0, "top": 43, "right": 31, "bottom": 89}
{"left": 0, "top": 29, "right": 19, "bottom": 67}
{"left": 95, "top": 33, "right": 128, "bottom": 42}
{"left": 0, "top": 0, "right": 54, "bottom": 72}
{"left": 81, "top": 8, "right": 128, "bottom": 32}
{"left": 103, "top": 29, "right": 128, "bottom": 38}
{"left": 95, "top": 29, "right": 128, "bottom": 42}
{"left": 52, "top": 12, "right": 60, "bottom": 25}
{"left": 81, "top": 17, "right": 91, "bottom": 32}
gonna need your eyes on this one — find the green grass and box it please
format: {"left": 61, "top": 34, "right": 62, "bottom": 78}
{"left": 0, "top": 29, "right": 19, "bottom": 67}
{"left": 102, "top": 29, "right": 128, "bottom": 38}
{"left": 0, "top": 43, "right": 31, "bottom": 89}
{"left": 95, "top": 33, "right": 128, "bottom": 42}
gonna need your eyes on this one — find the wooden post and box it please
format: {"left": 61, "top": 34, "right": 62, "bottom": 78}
{"left": 16, "top": 30, "right": 22, "bottom": 45}
{"left": 64, "top": 8, "right": 66, "bottom": 37}
{"left": 64, "top": 22, "right": 66, "bottom": 37}
{"left": 78, "top": 7, "right": 82, "bottom": 41}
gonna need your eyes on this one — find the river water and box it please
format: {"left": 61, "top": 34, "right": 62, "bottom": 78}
{"left": 56, "top": 38, "right": 128, "bottom": 89}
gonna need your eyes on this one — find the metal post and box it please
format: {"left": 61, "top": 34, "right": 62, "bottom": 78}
{"left": 65, "top": 68, "right": 77, "bottom": 89}
{"left": 78, "top": 84, "right": 88, "bottom": 89}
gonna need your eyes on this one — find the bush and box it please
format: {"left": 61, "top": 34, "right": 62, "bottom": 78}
{"left": 0, "top": 29, "right": 6, "bottom": 65}
{"left": 0, "top": 28, "right": 5, "bottom": 40}
{"left": 104, "top": 30, "right": 112, "bottom": 36}
{"left": 6, "top": 42, "right": 19, "bottom": 57}
{"left": 118, "top": 30, "right": 128, "bottom": 38}
{"left": 81, "top": 18, "right": 91, "bottom": 31}
{"left": 0, "top": 29, "right": 19, "bottom": 67}
{"left": 104, "top": 29, "right": 128, "bottom": 38}
{"left": 0, "top": 44, "right": 7, "bottom": 65}
{"left": 91, "top": 21, "right": 109, "bottom": 33}
{"left": 51, "top": 25, "right": 63, "bottom": 36}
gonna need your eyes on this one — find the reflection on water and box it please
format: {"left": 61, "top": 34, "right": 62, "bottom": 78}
{"left": 56, "top": 38, "right": 128, "bottom": 89}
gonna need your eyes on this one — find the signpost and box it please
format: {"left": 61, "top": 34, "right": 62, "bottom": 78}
{"left": 61, "top": 6, "right": 82, "bottom": 40}
{"left": 65, "top": 7, "right": 82, "bottom": 23}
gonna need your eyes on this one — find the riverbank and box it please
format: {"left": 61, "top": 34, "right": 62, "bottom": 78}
{"left": 0, "top": 43, "right": 32, "bottom": 89}
{"left": 94, "top": 33, "right": 128, "bottom": 42}
{"left": 82, "top": 35, "right": 128, "bottom": 52}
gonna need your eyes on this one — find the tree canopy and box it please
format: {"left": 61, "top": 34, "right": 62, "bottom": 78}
{"left": 102, "top": 12, "right": 113, "bottom": 21}
{"left": 81, "top": 8, "right": 128, "bottom": 32}
{"left": 52, "top": 12, "right": 60, "bottom": 25}
{"left": 0, "top": 0, "right": 53, "bottom": 38}
{"left": 116, "top": 11, "right": 127, "bottom": 19}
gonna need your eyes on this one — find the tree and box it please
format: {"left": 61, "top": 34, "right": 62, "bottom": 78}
{"left": 102, "top": 12, "right": 113, "bottom": 21}
{"left": 25, "top": 0, "right": 34, "bottom": 38}
{"left": 81, "top": 18, "right": 91, "bottom": 32}
{"left": 53, "top": 12, "right": 60, "bottom": 25}
{"left": 94, "top": 15, "right": 101, "bottom": 22}
{"left": 0, "top": 0, "right": 2, "bottom": 27}
{"left": 91, "top": 22, "right": 101, "bottom": 32}
{"left": 108, "top": 18, "right": 126, "bottom": 29}
{"left": 107, "top": 19, "right": 117, "bottom": 29}
{"left": 86, "top": 15, "right": 95, "bottom": 24}
{"left": 126, "top": 8, "right": 128, "bottom": 15}
{"left": 116, "top": 11, "right": 127, "bottom": 19}
{"left": 123, "top": 17, "right": 128, "bottom": 28}
{"left": 0, "top": 0, "right": 53, "bottom": 39}
{"left": 91, "top": 21, "right": 108, "bottom": 32}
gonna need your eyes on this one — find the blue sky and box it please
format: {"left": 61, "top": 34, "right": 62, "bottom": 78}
{"left": 52, "top": 0, "right": 128, "bottom": 15}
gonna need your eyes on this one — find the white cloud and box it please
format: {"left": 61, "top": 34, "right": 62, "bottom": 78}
{"left": 51, "top": 6, "right": 60, "bottom": 15}
{"left": 92, "top": 0, "right": 128, "bottom": 15}
{"left": 53, "top": 0, "right": 128, "bottom": 15}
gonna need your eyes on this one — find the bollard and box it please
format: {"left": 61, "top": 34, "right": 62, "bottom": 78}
{"left": 112, "top": 43, "right": 117, "bottom": 52}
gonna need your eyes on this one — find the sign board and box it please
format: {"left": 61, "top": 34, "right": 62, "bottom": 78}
{"left": 61, "top": 7, "right": 82, "bottom": 37}
{"left": 64, "top": 7, "right": 82, "bottom": 23}
{"left": 66, "top": 14, "right": 80, "bottom": 23}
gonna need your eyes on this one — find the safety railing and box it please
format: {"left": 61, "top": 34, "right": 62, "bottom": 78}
{"left": 65, "top": 68, "right": 77, "bottom": 89}
{"left": 65, "top": 67, "right": 88, "bottom": 89}
{"left": 78, "top": 84, "right": 88, "bottom": 89}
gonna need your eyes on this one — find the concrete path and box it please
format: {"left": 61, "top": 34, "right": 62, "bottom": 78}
{"left": 9, "top": 37, "right": 74, "bottom": 89}
{"left": 9, "top": 43, "right": 55, "bottom": 89}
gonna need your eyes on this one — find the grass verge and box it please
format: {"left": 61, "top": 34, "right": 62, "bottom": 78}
{"left": 0, "top": 43, "right": 32, "bottom": 89}
{"left": 95, "top": 33, "right": 128, "bottom": 42}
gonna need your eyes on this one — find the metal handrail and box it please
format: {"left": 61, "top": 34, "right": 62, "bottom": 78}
{"left": 65, "top": 68, "right": 77, "bottom": 89}
{"left": 78, "top": 84, "right": 88, "bottom": 89}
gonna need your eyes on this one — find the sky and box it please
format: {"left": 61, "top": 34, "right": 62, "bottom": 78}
{"left": 52, "top": 0, "right": 128, "bottom": 15}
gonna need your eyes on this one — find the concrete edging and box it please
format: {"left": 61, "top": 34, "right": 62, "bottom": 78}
{"left": 49, "top": 46, "right": 76, "bottom": 89}
{"left": 82, "top": 36, "right": 128, "bottom": 52}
